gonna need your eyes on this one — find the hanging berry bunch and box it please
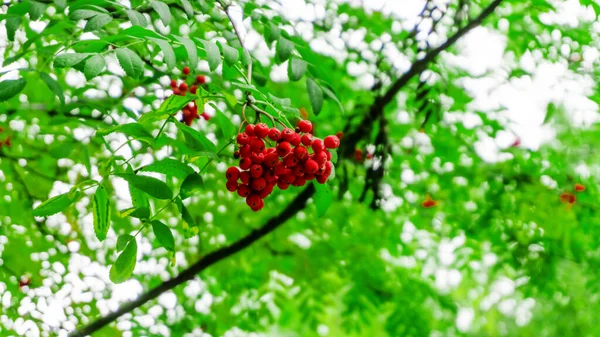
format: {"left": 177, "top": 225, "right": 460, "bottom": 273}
{"left": 226, "top": 118, "right": 340, "bottom": 212}
{"left": 168, "top": 66, "right": 210, "bottom": 126}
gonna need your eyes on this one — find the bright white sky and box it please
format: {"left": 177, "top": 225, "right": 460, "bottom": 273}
{"left": 1, "top": 0, "right": 599, "bottom": 336}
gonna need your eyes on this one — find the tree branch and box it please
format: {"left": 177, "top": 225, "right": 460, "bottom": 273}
{"left": 70, "top": 1, "right": 504, "bottom": 334}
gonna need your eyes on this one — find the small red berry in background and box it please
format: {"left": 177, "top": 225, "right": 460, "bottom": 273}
{"left": 574, "top": 183, "right": 585, "bottom": 192}
{"left": 190, "top": 85, "right": 198, "bottom": 94}
{"left": 19, "top": 277, "right": 31, "bottom": 288}
{"left": 179, "top": 82, "right": 188, "bottom": 92}
{"left": 225, "top": 119, "right": 340, "bottom": 211}
{"left": 182, "top": 66, "right": 191, "bottom": 75}
{"left": 559, "top": 192, "right": 576, "bottom": 205}
{"left": 201, "top": 112, "right": 210, "bottom": 121}
{"left": 336, "top": 131, "right": 344, "bottom": 139}
{"left": 366, "top": 153, "right": 373, "bottom": 160}
{"left": 170, "top": 79, "right": 177, "bottom": 88}
{"left": 163, "top": 67, "right": 210, "bottom": 126}
{"left": 512, "top": 137, "right": 521, "bottom": 147}
{"left": 422, "top": 195, "right": 437, "bottom": 208}
{"left": 196, "top": 75, "right": 206, "bottom": 84}
{"left": 355, "top": 149, "right": 363, "bottom": 162}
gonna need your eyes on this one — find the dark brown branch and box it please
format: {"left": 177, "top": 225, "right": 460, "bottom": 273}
{"left": 69, "top": 185, "right": 316, "bottom": 337}
{"left": 70, "top": 1, "right": 504, "bottom": 334}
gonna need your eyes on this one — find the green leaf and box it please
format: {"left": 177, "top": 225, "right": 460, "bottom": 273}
{"left": 5, "top": 17, "right": 21, "bottom": 42}
{"left": 116, "top": 48, "right": 144, "bottom": 79}
{"left": 125, "top": 9, "right": 147, "bottom": 26}
{"left": 211, "top": 103, "right": 236, "bottom": 138}
{"left": 139, "top": 94, "right": 195, "bottom": 124}
{"left": 29, "top": 1, "right": 46, "bottom": 21}
{"left": 127, "top": 165, "right": 150, "bottom": 209}
{"left": 277, "top": 36, "right": 294, "bottom": 61}
{"left": 0, "top": 78, "right": 27, "bottom": 102}
{"left": 140, "top": 158, "right": 194, "bottom": 179}
{"left": 306, "top": 78, "right": 323, "bottom": 115}
{"left": 109, "top": 239, "right": 137, "bottom": 283}
{"left": 70, "top": 9, "right": 101, "bottom": 20}
{"left": 322, "top": 86, "right": 344, "bottom": 115}
{"left": 150, "top": 0, "right": 172, "bottom": 26}
{"left": 288, "top": 57, "right": 307, "bottom": 82}
{"left": 54, "top": 0, "right": 66, "bottom": 8}
{"left": 180, "top": 172, "right": 203, "bottom": 200}
{"left": 241, "top": 49, "right": 252, "bottom": 67}
{"left": 222, "top": 92, "right": 238, "bottom": 107}
{"left": 96, "top": 123, "right": 154, "bottom": 145}
{"left": 120, "top": 207, "right": 150, "bottom": 219}
{"left": 83, "top": 54, "right": 106, "bottom": 80}
{"left": 175, "top": 122, "right": 217, "bottom": 153}
{"left": 116, "top": 174, "right": 173, "bottom": 200}
{"left": 180, "top": 203, "right": 198, "bottom": 237}
{"left": 39, "top": 73, "right": 65, "bottom": 104}
{"left": 84, "top": 13, "right": 112, "bottom": 32}
{"left": 202, "top": 40, "right": 221, "bottom": 71}
{"left": 314, "top": 183, "right": 332, "bottom": 217}
{"left": 175, "top": 36, "right": 198, "bottom": 67}
{"left": 151, "top": 220, "right": 175, "bottom": 251}
{"left": 53, "top": 53, "right": 90, "bottom": 68}
{"left": 32, "top": 191, "right": 80, "bottom": 217}
{"left": 150, "top": 38, "right": 176, "bottom": 70}
{"left": 180, "top": 0, "right": 194, "bottom": 18}
{"left": 219, "top": 42, "right": 239, "bottom": 66}
{"left": 92, "top": 186, "right": 110, "bottom": 242}
{"left": 117, "top": 234, "right": 134, "bottom": 252}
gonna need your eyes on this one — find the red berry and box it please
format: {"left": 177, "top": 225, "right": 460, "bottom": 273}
{"left": 281, "top": 128, "right": 295, "bottom": 142}
{"left": 240, "top": 171, "right": 250, "bottom": 184}
{"left": 294, "top": 146, "right": 309, "bottom": 161}
{"left": 237, "top": 184, "right": 251, "bottom": 197}
{"left": 324, "top": 135, "right": 340, "bottom": 149}
{"left": 293, "top": 165, "right": 305, "bottom": 176}
{"left": 312, "top": 139, "right": 324, "bottom": 153}
{"left": 170, "top": 79, "right": 177, "bottom": 88}
{"left": 239, "top": 158, "right": 252, "bottom": 170}
{"left": 246, "top": 194, "right": 262, "bottom": 208}
{"left": 289, "top": 133, "right": 301, "bottom": 147}
{"left": 422, "top": 199, "right": 436, "bottom": 208}
{"left": 264, "top": 153, "right": 279, "bottom": 167}
{"left": 254, "top": 123, "right": 269, "bottom": 138}
{"left": 283, "top": 155, "right": 299, "bottom": 167}
{"left": 182, "top": 66, "right": 191, "bottom": 75}
{"left": 325, "top": 150, "right": 332, "bottom": 161}
{"left": 250, "top": 164, "right": 263, "bottom": 178}
{"left": 274, "top": 163, "right": 287, "bottom": 175}
{"left": 280, "top": 173, "right": 296, "bottom": 184}
{"left": 314, "top": 151, "right": 327, "bottom": 166}
{"left": 304, "top": 159, "right": 319, "bottom": 174}
{"left": 239, "top": 144, "right": 252, "bottom": 158}
{"left": 237, "top": 133, "right": 250, "bottom": 145}
{"left": 316, "top": 174, "right": 328, "bottom": 184}
{"left": 301, "top": 134, "right": 314, "bottom": 146}
{"left": 251, "top": 178, "right": 267, "bottom": 191}
{"left": 250, "top": 138, "right": 265, "bottom": 153}
{"left": 277, "top": 181, "right": 290, "bottom": 190}
{"left": 276, "top": 142, "right": 292, "bottom": 157}
{"left": 355, "top": 149, "right": 363, "bottom": 161}
{"left": 259, "top": 183, "right": 275, "bottom": 198}
{"left": 245, "top": 124, "right": 255, "bottom": 137}
{"left": 304, "top": 173, "right": 315, "bottom": 181}
{"left": 226, "top": 166, "right": 240, "bottom": 181}
{"left": 324, "top": 161, "right": 333, "bottom": 176}
{"left": 233, "top": 151, "right": 240, "bottom": 159}
{"left": 201, "top": 112, "right": 210, "bottom": 121}
{"left": 575, "top": 183, "right": 585, "bottom": 192}
{"left": 336, "top": 131, "right": 344, "bottom": 139}
{"left": 366, "top": 153, "right": 373, "bottom": 160}
{"left": 190, "top": 85, "right": 198, "bottom": 94}
{"left": 226, "top": 180, "right": 238, "bottom": 192}
{"left": 264, "top": 170, "right": 277, "bottom": 183}
{"left": 250, "top": 152, "right": 265, "bottom": 164}
{"left": 268, "top": 128, "right": 281, "bottom": 141}
{"left": 172, "top": 88, "right": 181, "bottom": 95}
{"left": 196, "top": 75, "right": 206, "bottom": 84}
{"left": 297, "top": 120, "right": 312, "bottom": 133}
{"left": 292, "top": 177, "right": 307, "bottom": 187}
{"left": 179, "top": 83, "right": 189, "bottom": 93}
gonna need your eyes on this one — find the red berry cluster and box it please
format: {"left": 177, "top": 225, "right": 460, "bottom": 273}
{"left": 225, "top": 120, "right": 340, "bottom": 211}
{"left": 168, "top": 66, "right": 209, "bottom": 126}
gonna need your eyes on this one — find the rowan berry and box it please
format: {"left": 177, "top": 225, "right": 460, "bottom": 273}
{"left": 196, "top": 75, "right": 206, "bottom": 84}
{"left": 298, "top": 120, "right": 312, "bottom": 133}
{"left": 289, "top": 133, "right": 301, "bottom": 147}
{"left": 251, "top": 177, "right": 267, "bottom": 191}
{"left": 254, "top": 123, "right": 269, "bottom": 138}
{"left": 239, "top": 158, "right": 252, "bottom": 170}
{"left": 240, "top": 171, "right": 250, "bottom": 184}
{"left": 280, "top": 173, "right": 296, "bottom": 184}
{"left": 233, "top": 151, "right": 240, "bottom": 159}
{"left": 422, "top": 199, "right": 436, "bottom": 208}
{"left": 276, "top": 142, "right": 292, "bottom": 157}
{"left": 239, "top": 144, "right": 252, "bottom": 158}
{"left": 201, "top": 112, "right": 210, "bottom": 121}
{"left": 293, "top": 165, "right": 305, "bottom": 176}
{"left": 294, "top": 146, "right": 308, "bottom": 161}
{"left": 182, "top": 66, "right": 191, "bottom": 75}
{"left": 179, "top": 82, "right": 188, "bottom": 92}
{"left": 316, "top": 174, "right": 328, "bottom": 184}
{"left": 259, "top": 183, "right": 275, "bottom": 198}
{"left": 312, "top": 139, "right": 324, "bottom": 153}
{"left": 246, "top": 194, "right": 262, "bottom": 208}
{"left": 237, "top": 133, "right": 250, "bottom": 145}
{"left": 277, "top": 181, "right": 290, "bottom": 190}
{"left": 250, "top": 138, "right": 265, "bottom": 153}
{"left": 575, "top": 183, "right": 585, "bottom": 192}
{"left": 314, "top": 151, "right": 327, "bottom": 166}
{"left": 226, "top": 180, "right": 238, "bottom": 192}
{"left": 170, "top": 79, "right": 177, "bottom": 88}
{"left": 245, "top": 124, "right": 255, "bottom": 137}
{"left": 324, "top": 135, "right": 340, "bottom": 149}
{"left": 281, "top": 128, "right": 295, "bottom": 142}
{"left": 274, "top": 163, "right": 287, "bottom": 175}
{"left": 250, "top": 164, "right": 263, "bottom": 178}
{"left": 336, "top": 131, "right": 344, "bottom": 139}
{"left": 325, "top": 150, "right": 332, "bottom": 161}
{"left": 304, "top": 159, "right": 319, "bottom": 174}
{"left": 283, "top": 155, "right": 299, "bottom": 167}
{"left": 324, "top": 161, "right": 333, "bottom": 176}
{"left": 292, "top": 177, "right": 307, "bottom": 187}
{"left": 304, "top": 173, "right": 315, "bottom": 181}
{"left": 264, "top": 170, "right": 277, "bottom": 183}
{"left": 226, "top": 166, "right": 240, "bottom": 181}
{"left": 301, "top": 133, "right": 314, "bottom": 146}
{"left": 190, "top": 85, "right": 198, "bottom": 94}
{"left": 355, "top": 149, "right": 363, "bottom": 161}
{"left": 268, "top": 128, "right": 281, "bottom": 141}
{"left": 237, "top": 184, "right": 251, "bottom": 197}
{"left": 264, "top": 153, "right": 279, "bottom": 167}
